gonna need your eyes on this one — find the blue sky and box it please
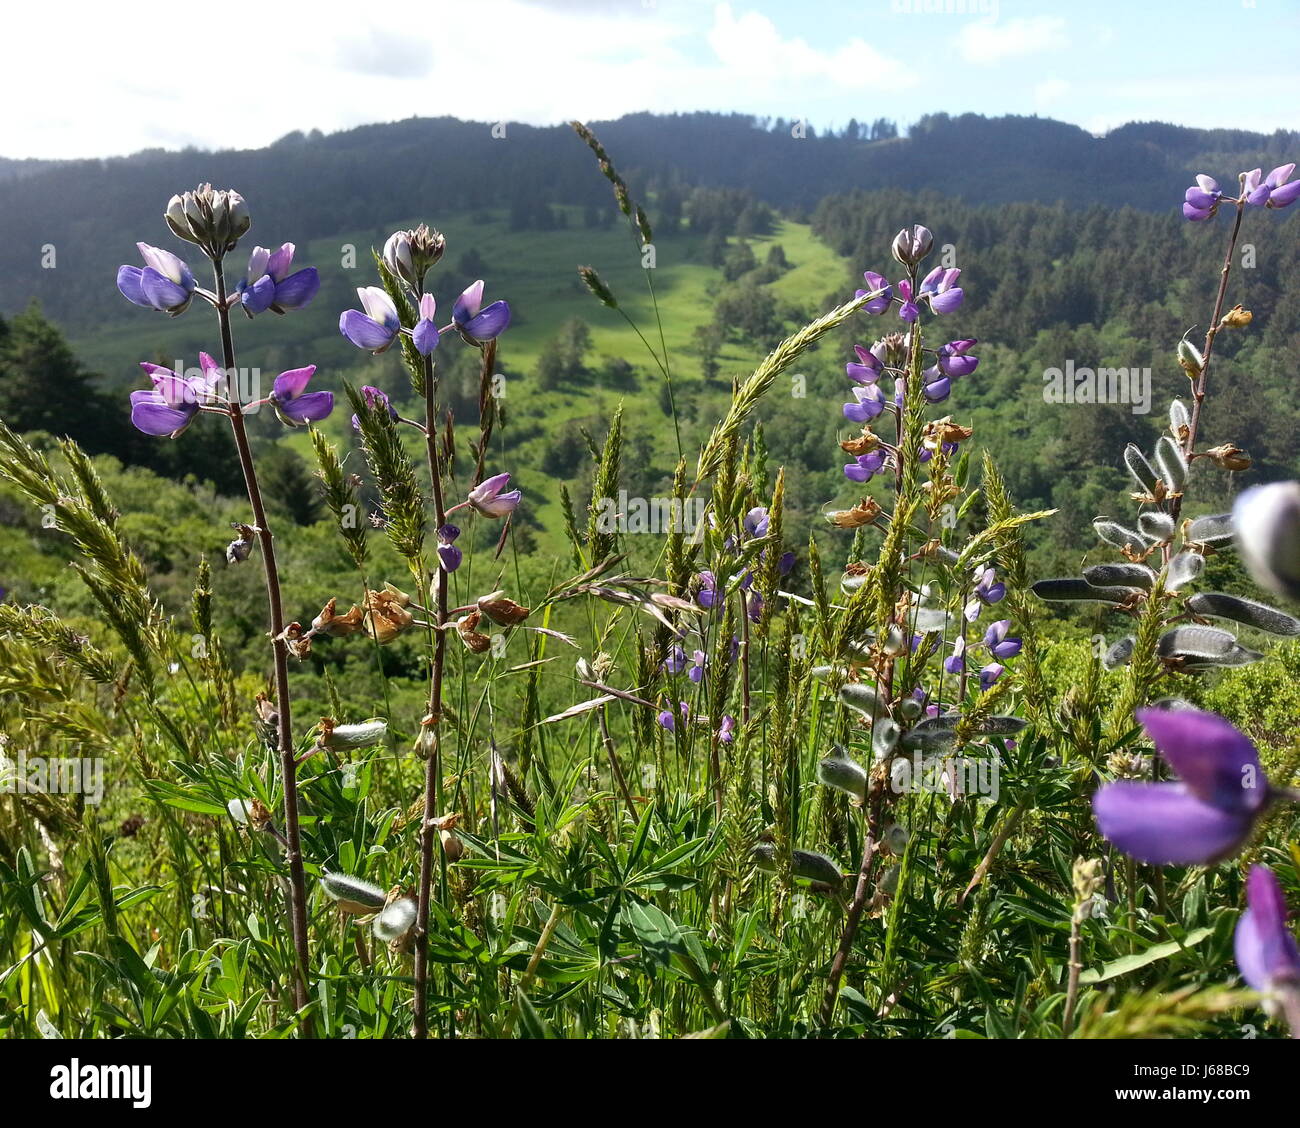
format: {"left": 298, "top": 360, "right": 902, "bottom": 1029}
{"left": 6, "top": 0, "right": 1298, "bottom": 159}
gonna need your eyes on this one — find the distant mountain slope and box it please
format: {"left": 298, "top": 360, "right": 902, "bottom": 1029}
{"left": 1, "top": 111, "right": 1296, "bottom": 328}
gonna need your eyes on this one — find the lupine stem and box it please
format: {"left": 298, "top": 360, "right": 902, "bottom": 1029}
{"left": 212, "top": 261, "right": 313, "bottom": 1035}
{"left": 1171, "top": 199, "right": 1245, "bottom": 522}
{"left": 413, "top": 342, "right": 449, "bottom": 1040}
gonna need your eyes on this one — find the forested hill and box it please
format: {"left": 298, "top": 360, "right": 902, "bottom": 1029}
{"left": 2, "top": 111, "right": 1297, "bottom": 329}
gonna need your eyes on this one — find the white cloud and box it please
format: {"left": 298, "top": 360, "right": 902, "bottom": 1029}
{"left": 1035, "top": 78, "right": 1070, "bottom": 106}
{"left": 706, "top": 4, "right": 915, "bottom": 90}
{"left": 956, "top": 16, "right": 1067, "bottom": 65}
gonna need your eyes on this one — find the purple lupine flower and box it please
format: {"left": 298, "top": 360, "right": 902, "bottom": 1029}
{"left": 922, "top": 368, "right": 952, "bottom": 403}
{"left": 437, "top": 524, "right": 462, "bottom": 572}
{"left": 452, "top": 280, "right": 511, "bottom": 342}
{"left": 413, "top": 293, "right": 441, "bottom": 356}
{"left": 238, "top": 242, "right": 319, "bottom": 315}
{"left": 937, "top": 338, "right": 979, "bottom": 378}
{"left": 467, "top": 472, "right": 521, "bottom": 518}
{"left": 845, "top": 449, "right": 888, "bottom": 483}
{"left": 965, "top": 565, "right": 1006, "bottom": 621}
{"left": 744, "top": 507, "right": 770, "bottom": 538}
{"left": 657, "top": 701, "right": 689, "bottom": 732}
{"left": 351, "top": 385, "right": 398, "bottom": 432}
{"left": 847, "top": 343, "right": 885, "bottom": 384}
{"left": 718, "top": 714, "right": 736, "bottom": 744}
{"left": 896, "top": 278, "right": 919, "bottom": 323}
{"left": 982, "top": 619, "right": 1022, "bottom": 659}
{"left": 663, "top": 645, "right": 686, "bottom": 675}
{"left": 117, "top": 242, "right": 197, "bottom": 315}
{"left": 688, "top": 650, "right": 706, "bottom": 683}
{"left": 339, "top": 286, "right": 401, "bottom": 353}
{"left": 844, "top": 384, "right": 887, "bottom": 423}
{"left": 1093, "top": 708, "right": 1274, "bottom": 865}
{"left": 854, "top": 270, "right": 893, "bottom": 315}
{"left": 746, "top": 589, "right": 763, "bottom": 622}
{"left": 919, "top": 267, "right": 963, "bottom": 314}
{"left": 270, "top": 365, "right": 333, "bottom": 426}
{"left": 696, "top": 570, "right": 719, "bottom": 610}
{"left": 1235, "top": 865, "right": 1300, "bottom": 998}
{"left": 943, "top": 635, "right": 965, "bottom": 674}
{"left": 779, "top": 550, "right": 796, "bottom": 576}
{"left": 129, "top": 353, "right": 223, "bottom": 437}
{"left": 979, "top": 662, "right": 1004, "bottom": 691}
{"left": 1243, "top": 164, "right": 1300, "bottom": 209}
{"left": 1183, "top": 174, "right": 1223, "bottom": 221}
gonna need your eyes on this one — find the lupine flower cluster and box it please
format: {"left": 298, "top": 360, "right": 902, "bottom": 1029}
{"left": 1183, "top": 164, "right": 1300, "bottom": 221}
{"left": 116, "top": 194, "right": 332, "bottom": 438}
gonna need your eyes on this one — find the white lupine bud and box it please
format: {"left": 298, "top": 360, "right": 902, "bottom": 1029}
{"left": 374, "top": 897, "right": 417, "bottom": 941}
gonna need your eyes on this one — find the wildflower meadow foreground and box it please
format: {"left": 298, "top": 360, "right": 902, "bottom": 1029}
{"left": 2, "top": 130, "right": 1300, "bottom": 1043}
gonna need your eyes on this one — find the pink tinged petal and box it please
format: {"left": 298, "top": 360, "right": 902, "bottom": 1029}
{"left": 265, "top": 242, "right": 295, "bottom": 281}
{"left": 1195, "top": 174, "right": 1219, "bottom": 193}
{"left": 1136, "top": 707, "right": 1266, "bottom": 813}
{"left": 272, "top": 267, "right": 319, "bottom": 310}
{"left": 1092, "top": 781, "right": 1254, "bottom": 865}
{"left": 463, "top": 299, "right": 510, "bottom": 341}
{"left": 117, "top": 266, "right": 150, "bottom": 306}
{"left": 1266, "top": 163, "right": 1296, "bottom": 188}
{"left": 339, "top": 310, "right": 398, "bottom": 352}
{"left": 413, "top": 319, "right": 440, "bottom": 355}
{"left": 150, "top": 373, "right": 195, "bottom": 405}
{"left": 272, "top": 365, "right": 317, "bottom": 402}
{"left": 419, "top": 293, "right": 436, "bottom": 321}
{"left": 278, "top": 390, "right": 333, "bottom": 425}
{"left": 358, "top": 286, "right": 398, "bottom": 326}
{"left": 139, "top": 361, "right": 177, "bottom": 380}
{"left": 137, "top": 242, "right": 187, "bottom": 284}
{"left": 246, "top": 246, "right": 271, "bottom": 283}
{"left": 454, "top": 279, "right": 485, "bottom": 323}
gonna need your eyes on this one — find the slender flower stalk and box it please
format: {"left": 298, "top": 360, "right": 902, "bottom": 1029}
{"left": 212, "top": 259, "right": 313, "bottom": 1033}
{"left": 412, "top": 337, "right": 449, "bottom": 1042}
{"left": 1171, "top": 197, "right": 1245, "bottom": 522}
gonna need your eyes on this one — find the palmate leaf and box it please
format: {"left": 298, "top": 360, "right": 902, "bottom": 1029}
{"left": 1186, "top": 592, "right": 1300, "bottom": 636}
